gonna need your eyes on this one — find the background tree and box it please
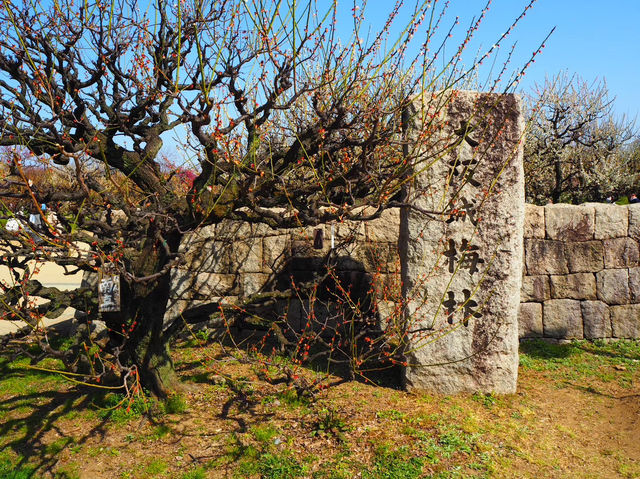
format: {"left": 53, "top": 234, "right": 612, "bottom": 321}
{"left": 524, "top": 72, "right": 638, "bottom": 204}
{"left": 0, "top": 0, "right": 539, "bottom": 397}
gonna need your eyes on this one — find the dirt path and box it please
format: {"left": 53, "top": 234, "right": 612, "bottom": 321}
{"left": 501, "top": 371, "right": 640, "bottom": 478}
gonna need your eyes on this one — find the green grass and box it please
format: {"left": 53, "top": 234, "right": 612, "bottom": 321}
{"left": 0, "top": 338, "right": 637, "bottom": 478}
{"left": 252, "top": 424, "right": 280, "bottom": 444}
{"left": 363, "top": 445, "right": 424, "bottom": 479}
{"left": 163, "top": 394, "right": 187, "bottom": 414}
{"left": 144, "top": 458, "right": 168, "bottom": 476}
{"left": 253, "top": 452, "right": 307, "bottom": 479}
{"left": 95, "top": 393, "right": 154, "bottom": 423}
{"left": 0, "top": 451, "right": 41, "bottom": 479}
{"left": 519, "top": 339, "right": 640, "bottom": 388}
{"left": 180, "top": 467, "right": 207, "bottom": 479}
{"left": 148, "top": 424, "right": 172, "bottom": 441}
{"left": 45, "top": 437, "right": 73, "bottom": 456}
{"left": 0, "top": 356, "right": 69, "bottom": 396}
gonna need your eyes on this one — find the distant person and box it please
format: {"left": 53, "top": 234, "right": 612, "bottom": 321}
{"left": 606, "top": 196, "right": 613, "bottom": 203}
{"left": 630, "top": 194, "right": 640, "bottom": 204}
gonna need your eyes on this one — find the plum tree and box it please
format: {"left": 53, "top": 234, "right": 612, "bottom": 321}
{"left": 0, "top": 0, "right": 539, "bottom": 396}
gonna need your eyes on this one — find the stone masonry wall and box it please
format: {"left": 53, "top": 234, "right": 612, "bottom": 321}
{"left": 165, "top": 209, "right": 401, "bottom": 327}
{"left": 520, "top": 203, "right": 640, "bottom": 341}
{"left": 169, "top": 203, "right": 640, "bottom": 342}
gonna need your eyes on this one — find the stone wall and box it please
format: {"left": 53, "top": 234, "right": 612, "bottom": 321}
{"left": 520, "top": 203, "right": 640, "bottom": 341}
{"left": 165, "top": 209, "right": 401, "bottom": 327}
{"left": 170, "top": 202, "right": 640, "bottom": 343}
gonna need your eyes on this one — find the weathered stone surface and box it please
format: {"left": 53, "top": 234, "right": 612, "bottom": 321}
{"left": 241, "top": 273, "right": 271, "bottom": 297}
{"left": 593, "top": 203, "right": 629, "bottom": 239}
{"left": 603, "top": 237, "right": 639, "bottom": 268}
{"left": 216, "top": 219, "right": 273, "bottom": 240}
{"left": 164, "top": 299, "right": 202, "bottom": 322}
{"left": 170, "top": 270, "right": 240, "bottom": 299}
{"left": 402, "top": 92, "right": 523, "bottom": 394}
{"left": 610, "top": 304, "right": 640, "bottom": 338}
{"left": 230, "top": 238, "right": 263, "bottom": 273}
{"left": 363, "top": 208, "right": 401, "bottom": 243}
{"left": 628, "top": 267, "right": 640, "bottom": 302}
{"left": 549, "top": 273, "right": 596, "bottom": 300}
{"left": 182, "top": 239, "right": 232, "bottom": 273}
{"left": 520, "top": 275, "right": 551, "bottom": 302}
{"left": 525, "top": 239, "right": 568, "bottom": 275}
{"left": 627, "top": 205, "right": 640, "bottom": 240}
{"left": 523, "top": 204, "right": 545, "bottom": 239}
{"left": 262, "top": 235, "right": 290, "bottom": 273}
{"left": 545, "top": 204, "right": 594, "bottom": 241}
{"left": 376, "top": 300, "right": 400, "bottom": 330}
{"left": 543, "top": 299, "right": 583, "bottom": 339}
{"left": 596, "top": 269, "right": 630, "bottom": 305}
{"left": 581, "top": 301, "right": 612, "bottom": 339}
{"left": 179, "top": 224, "right": 216, "bottom": 253}
{"left": 337, "top": 242, "right": 394, "bottom": 273}
{"left": 518, "top": 302, "right": 543, "bottom": 338}
{"left": 564, "top": 241, "right": 604, "bottom": 273}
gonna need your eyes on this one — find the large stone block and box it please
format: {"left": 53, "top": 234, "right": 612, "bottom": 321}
{"left": 603, "top": 238, "right": 639, "bottom": 268}
{"left": 182, "top": 239, "right": 232, "bottom": 273}
{"left": 549, "top": 273, "right": 596, "bottom": 300}
{"left": 627, "top": 205, "right": 640, "bottom": 240}
{"left": 518, "top": 302, "right": 543, "bottom": 338}
{"left": 545, "top": 204, "right": 594, "bottom": 241}
{"left": 342, "top": 242, "right": 395, "bottom": 274}
{"left": 610, "top": 304, "right": 640, "bottom": 338}
{"left": 593, "top": 203, "right": 629, "bottom": 239}
{"left": 402, "top": 91, "right": 523, "bottom": 394}
{"left": 229, "top": 238, "right": 264, "bottom": 273}
{"left": 520, "top": 275, "right": 551, "bottom": 302}
{"left": 170, "top": 270, "right": 240, "bottom": 299}
{"left": 523, "top": 204, "right": 545, "bottom": 239}
{"left": 581, "top": 301, "right": 612, "bottom": 339}
{"left": 241, "top": 273, "right": 271, "bottom": 297}
{"left": 262, "top": 235, "right": 290, "bottom": 273}
{"left": 543, "top": 299, "right": 583, "bottom": 339}
{"left": 372, "top": 272, "right": 402, "bottom": 301}
{"left": 363, "top": 208, "right": 401, "bottom": 243}
{"left": 179, "top": 224, "right": 216, "bottom": 253}
{"left": 525, "top": 239, "right": 568, "bottom": 275}
{"left": 215, "top": 219, "right": 273, "bottom": 240}
{"left": 596, "top": 269, "right": 630, "bottom": 305}
{"left": 628, "top": 267, "right": 640, "bottom": 302}
{"left": 564, "top": 241, "right": 604, "bottom": 273}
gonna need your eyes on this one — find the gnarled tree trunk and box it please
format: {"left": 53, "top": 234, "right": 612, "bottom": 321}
{"left": 103, "top": 227, "right": 182, "bottom": 398}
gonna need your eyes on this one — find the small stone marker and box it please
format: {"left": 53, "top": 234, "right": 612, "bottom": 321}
{"left": 400, "top": 91, "right": 524, "bottom": 394}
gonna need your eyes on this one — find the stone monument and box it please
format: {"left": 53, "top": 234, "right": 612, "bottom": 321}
{"left": 400, "top": 91, "right": 524, "bottom": 394}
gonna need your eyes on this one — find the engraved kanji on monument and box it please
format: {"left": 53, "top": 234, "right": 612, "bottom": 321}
{"left": 400, "top": 91, "right": 524, "bottom": 394}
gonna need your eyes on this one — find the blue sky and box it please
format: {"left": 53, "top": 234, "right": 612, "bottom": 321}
{"left": 160, "top": 0, "right": 639, "bottom": 160}
{"left": 375, "top": 0, "right": 640, "bottom": 119}
{"left": 490, "top": 0, "right": 639, "bottom": 118}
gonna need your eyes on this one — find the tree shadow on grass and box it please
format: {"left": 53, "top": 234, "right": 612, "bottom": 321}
{"left": 0, "top": 353, "right": 115, "bottom": 476}
{"left": 519, "top": 339, "right": 577, "bottom": 360}
{"left": 520, "top": 338, "right": 640, "bottom": 362}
